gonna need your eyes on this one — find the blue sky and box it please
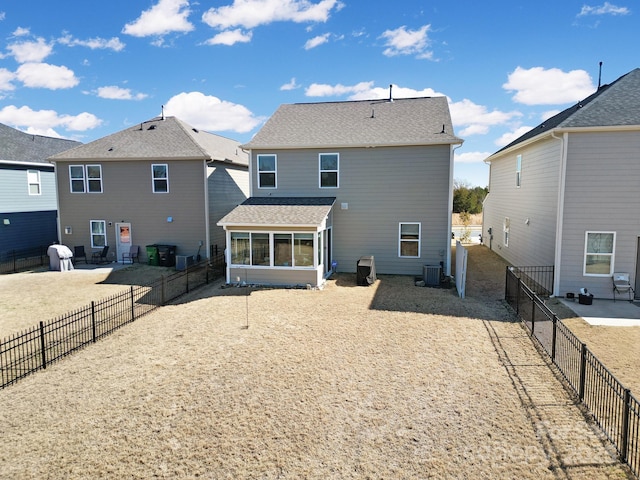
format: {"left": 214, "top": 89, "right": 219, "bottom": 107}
{"left": 0, "top": 1, "right": 636, "bottom": 186}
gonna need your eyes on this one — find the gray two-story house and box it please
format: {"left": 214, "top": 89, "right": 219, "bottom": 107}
{"left": 482, "top": 68, "right": 640, "bottom": 299}
{"left": 218, "top": 97, "right": 463, "bottom": 287}
{"left": 50, "top": 116, "right": 248, "bottom": 263}
{"left": 0, "top": 123, "right": 80, "bottom": 258}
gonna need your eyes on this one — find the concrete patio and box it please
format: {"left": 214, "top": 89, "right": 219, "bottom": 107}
{"left": 558, "top": 295, "right": 640, "bottom": 326}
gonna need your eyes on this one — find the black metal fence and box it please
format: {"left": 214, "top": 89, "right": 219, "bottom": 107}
{"left": 506, "top": 266, "right": 640, "bottom": 477}
{"left": 508, "top": 265, "right": 554, "bottom": 296}
{"left": 0, "top": 257, "right": 226, "bottom": 390}
{"left": 0, "top": 245, "right": 49, "bottom": 274}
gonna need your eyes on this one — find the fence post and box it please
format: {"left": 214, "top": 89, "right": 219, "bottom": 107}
{"left": 161, "top": 275, "right": 166, "bottom": 305}
{"left": 551, "top": 315, "right": 558, "bottom": 362}
{"left": 531, "top": 297, "right": 536, "bottom": 335}
{"left": 12, "top": 250, "right": 17, "bottom": 273}
{"left": 130, "top": 286, "right": 135, "bottom": 321}
{"left": 621, "top": 388, "right": 631, "bottom": 463}
{"left": 39, "top": 321, "right": 47, "bottom": 370}
{"left": 186, "top": 266, "right": 189, "bottom": 294}
{"left": 91, "top": 301, "right": 97, "bottom": 343}
{"left": 579, "top": 342, "right": 587, "bottom": 401}
{"left": 516, "top": 278, "right": 521, "bottom": 314}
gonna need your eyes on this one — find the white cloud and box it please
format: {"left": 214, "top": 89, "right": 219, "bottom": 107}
{"left": 58, "top": 34, "right": 125, "bottom": 52}
{"left": 541, "top": 109, "right": 561, "bottom": 121}
{"left": 503, "top": 66, "right": 595, "bottom": 106}
{"left": 96, "top": 86, "right": 148, "bottom": 100}
{"left": 305, "top": 33, "right": 330, "bottom": 49}
{"left": 578, "top": 2, "right": 630, "bottom": 16}
{"left": 280, "top": 77, "right": 300, "bottom": 91}
{"left": 495, "top": 126, "right": 533, "bottom": 147}
{"left": 305, "top": 81, "right": 374, "bottom": 97}
{"left": 12, "top": 27, "right": 30, "bottom": 37}
{"left": 351, "top": 84, "right": 443, "bottom": 100}
{"left": 7, "top": 37, "right": 53, "bottom": 63}
{"left": 0, "top": 105, "right": 102, "bottom": 136}
{"left": 0, "top": 68, "right": 16, "bottom": 91}
{"left": 202, "top": 0, "right": 342, "bottom": 30}
{"left": 450, "top": 98, "right": 522, "bottom": 137}
{"left": 0, "top": 12, "right": 5, "bottom": 21}
{"left": 379, "top": 24, "right": 432, "bottom": 58}
{"left": 16, "top": 63, "right": 79, "bottom": 89}
{"left": 123, "top": 0, "right": 194, "bottom": 38}
{"left": 454, "top": 151, "right": 492, "bottom": 164}
{"left": 164, "top": 91, "right": 263, "bottom": 133}
{"left": 204, "top": 29, "right": 253, "bottom": 46}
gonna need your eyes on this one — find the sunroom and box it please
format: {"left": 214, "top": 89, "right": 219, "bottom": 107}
{"left": 217, "top": 197, "right": 335, "bottom": 287}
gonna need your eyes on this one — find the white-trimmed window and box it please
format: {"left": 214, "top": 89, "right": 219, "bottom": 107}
{"left": 257, "top": 154, "right": 277, "bottom": 188}
{"left": 90, "top": 220, "right": 107, "bottom": 248}
{"left": 319, "top": 153, "right": 339, "bottom": 188}
{"left": 70, "top": 165, "right": 102, "bottom": 193}
{"left": 27, "top": 170, "right": 41, "bottom": 195}
{"left": 584, "top": 231, "right": 615, "bottom": 276}
{"left": 70, "top": 165, "right": 86, "bottom": 193}
{"left": 229, "top": 231, "right": 318, "bottom": 268}
{"left": 503, "top": 217, "right": 510, "bottom": 247}
{"left": 86, "top": 165, "right": 103, "bottom": 193}
{"left": 515, "top": 154, "right": 522, "bottom": 187}
{"left": 152, "top": 164, "right": 169, "bottom": 193}
{"left": 399, "top": 223, "right": 421, "bottom": 258}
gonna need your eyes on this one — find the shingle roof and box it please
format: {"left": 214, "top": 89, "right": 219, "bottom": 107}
{"left": 0, "top": 123, "right": 80, "bottom": 165}
{"left": 49, "top": 116, "right": 248, "bottom": 166}
{"left": 218, "top": 197, "right": 336, "bottom": 227}
{"left": 243, "top": 97, "right": 462, "bottom": 149}
{"left": 494, "top": 68, "right": 640, "bottom": 155}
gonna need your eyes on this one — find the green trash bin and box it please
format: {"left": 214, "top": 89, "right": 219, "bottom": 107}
{"left": 146, "top": 245, "right": 159, "bottom": 266}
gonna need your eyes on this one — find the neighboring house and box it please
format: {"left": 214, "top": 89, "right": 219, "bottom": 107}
{"left": 482, "top": 68, "right": 640, "bottom": 299}
{"left": 218, "top": 96, "right": 463, "bottom": 287}
{"left": 49, "top": 116, "right": 248, "bottom": 264}
{"left": 0, "top": 123, "right": 80, "bottom": 257}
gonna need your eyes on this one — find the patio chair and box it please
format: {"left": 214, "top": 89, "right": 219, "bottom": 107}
{"left": 612, "top": 272, "right": 635, "bottom": 302}
{"left": 73, "top": 245, "right": 87, "bottom": 265}
{"left": 91, "top": 245, "right": 109, "bottom": 264}
{"left": 122, "top": 245, "right": 139, "bottom": 264}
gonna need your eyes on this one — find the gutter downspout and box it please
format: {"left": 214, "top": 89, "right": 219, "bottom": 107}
{"left": 203, "top": 160, "right": 211, "bottom": 260}
{"left": 447, "top": 143, "right": 464, "bottom": 276}
{"left": 551, "top": 132, "right": 568, "bottom": 297}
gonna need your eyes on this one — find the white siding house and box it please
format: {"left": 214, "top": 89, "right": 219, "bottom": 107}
{"left": 483, "top": 68, "right": 640, "bottom": 299}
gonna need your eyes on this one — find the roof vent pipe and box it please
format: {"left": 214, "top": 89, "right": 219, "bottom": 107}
{"left": 597, "top": 61, "right": 603, "bottom": 90}
{"left": 389, "top": 84, "right": 393, "bottom": 102}
{"left": 161, "top": 105, "right": 165, "bottom": 120}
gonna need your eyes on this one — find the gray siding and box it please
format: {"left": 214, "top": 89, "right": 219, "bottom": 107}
{"left": 0, "top": 165, "right": 57, "bottom": 213}
{"left": 207, "top": 164, "right": 249, "bottom": 251}
{"left": 251, "top": 145, "right": 452, "bottom": 276}
{"left": 559, "top": 131, "right": 640, "bottom": 298}
{"left": 483, "top": 137, "right": 561, "bottom": 268}
{"left": 56, "top": 159, "right": 207, "bottom": 261}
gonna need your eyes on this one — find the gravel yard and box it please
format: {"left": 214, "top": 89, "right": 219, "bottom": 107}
{"left": 0, "top": 246, "right": 631, "bottom": 479}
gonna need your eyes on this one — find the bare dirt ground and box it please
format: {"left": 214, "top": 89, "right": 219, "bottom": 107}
{"left": 0, "top": 246, "right": 632, "bottom": 479}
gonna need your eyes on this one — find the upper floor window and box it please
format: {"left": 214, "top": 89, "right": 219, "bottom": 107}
{"left": 319, "top": 153, "right": 339, "bottom": 188}
{"left": 515, "top": 154, "right": 522, "bottom": 187}
{"left": 399, "top": 222, "right": 421, "bottom": 258}
{"left": 70, "top": 165, "right": 102, "bottom": 193}
{"left": 584, "top": 231, "right": 615, "bottom": 276}
{"left": 86, "top": 165, "right": 103, "bottom": 193}
{"left": 70, "top": 165, "right": 85, "bottom": 193}
{"left": 27, "top": 170, "right": 41, "bottom": 195}
{"left": 152, "top": 164, "right": 169, "bottom": 193}
{"left": 257, "top": 154, "right": 277, "bottom": 188}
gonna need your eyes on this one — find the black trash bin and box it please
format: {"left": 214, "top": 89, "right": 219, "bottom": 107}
{"left": 157, "top": 245, "right": 176, "bottom": 267}
{"left": 356, "top": 255, "right": 376, "bottom": 286}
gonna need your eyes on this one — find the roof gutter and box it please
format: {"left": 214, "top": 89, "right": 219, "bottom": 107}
{"left": 0, "top": 159, "right": 54, "bottom": 167}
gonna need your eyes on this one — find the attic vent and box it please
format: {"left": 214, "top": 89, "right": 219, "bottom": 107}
{"left": 148, "top": 125, "right": 157, "bottom": 130}
{"left": 192, "top": 128, "right": 199, "bottom": 133}
{"left": 108, "top": 147, "right": 114, "bottom": 152}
